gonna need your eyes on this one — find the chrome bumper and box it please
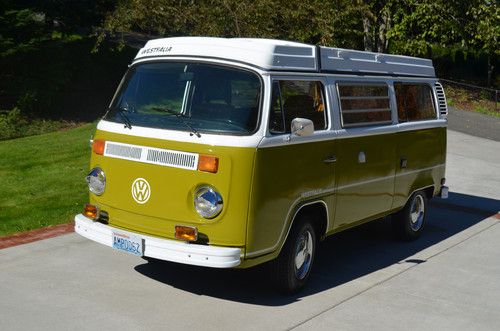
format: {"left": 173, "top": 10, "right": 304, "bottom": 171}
{"left": 74, "top": 214, "right": 241, "bottom": 268}
{"left": 439, "top": 185, "right": 449, "bottom": 199}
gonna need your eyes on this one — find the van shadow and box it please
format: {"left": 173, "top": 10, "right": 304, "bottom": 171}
{"left": 134, "top": 192, "right": 499, "bottom": 306}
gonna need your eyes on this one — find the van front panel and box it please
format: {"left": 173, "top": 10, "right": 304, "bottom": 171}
{"left": 89, "top": 129, "right": 255, "bottom": 247}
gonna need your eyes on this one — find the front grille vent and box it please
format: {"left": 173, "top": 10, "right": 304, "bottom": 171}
{"left": 105, "top": 143, "right": 142, "bottom": 160}
{"left": 435, "top": 82, "right": 448, "bottom": 119}
{"left": 146, "top": 149, "right": 197, "bottom": 169}
{"left": 103, "top": 141, "right": 198, "bottom": 170}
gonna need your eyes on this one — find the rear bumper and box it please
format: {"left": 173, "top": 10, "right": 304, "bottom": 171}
{"left": 74, "top": 214, "right": 241, "bottom": 268}
{"left": 439, "top": 185, "right": 449, "bottom": 199}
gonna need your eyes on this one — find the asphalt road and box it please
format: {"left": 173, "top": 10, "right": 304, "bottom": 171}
{"left": 1, "top": 129, "right": 499, "bottom": 330}
{"left": 448, "top": 106, "right": 500, "bottom": 141}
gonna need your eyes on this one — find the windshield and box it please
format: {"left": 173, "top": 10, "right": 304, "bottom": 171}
{"left": 105, "top": 62, "right": 262, "bottom": 135}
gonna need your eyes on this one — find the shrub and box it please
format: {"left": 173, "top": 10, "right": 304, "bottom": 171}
{"left": 0, "top": 107, "right": 76, "bottom": 140}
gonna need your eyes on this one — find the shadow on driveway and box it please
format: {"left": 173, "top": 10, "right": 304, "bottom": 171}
{"left": 134, "top": 192, "right": 499, "bottom": 306}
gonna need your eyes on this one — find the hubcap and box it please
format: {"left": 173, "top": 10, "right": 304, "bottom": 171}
{"left": 410, "top": 194, "right": 425, "bottom": 231}
{"left": 294, "top": 229, "right": 313, "bottom": 280}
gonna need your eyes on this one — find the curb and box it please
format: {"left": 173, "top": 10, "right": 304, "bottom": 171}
{"left": 0, "top": 222, "right": 74, "bottom": 250}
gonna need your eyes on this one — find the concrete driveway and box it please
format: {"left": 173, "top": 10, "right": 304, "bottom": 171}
{"left": 1, "top": 129, "right": 499, "bottom": 331}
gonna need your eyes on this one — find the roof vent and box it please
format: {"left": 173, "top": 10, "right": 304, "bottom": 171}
{"left": 435, "top": 82, "right": 448, "bottom": 119}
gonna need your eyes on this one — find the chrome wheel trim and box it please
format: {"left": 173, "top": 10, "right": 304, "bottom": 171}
{"left": 294, "top": 229, "right": 313, "bottom": 280}
{"left": 410, "top": 194, "right": 425, "bottom": 231}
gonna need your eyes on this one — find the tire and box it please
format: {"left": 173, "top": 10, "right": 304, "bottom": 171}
{"left": 392, "top": 190, "right": 428, "bottom": 241}
{"left": 271, "top": 217, "right": 317, "bottom": 294}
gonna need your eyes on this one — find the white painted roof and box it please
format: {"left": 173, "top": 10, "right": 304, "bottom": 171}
{"left": 319, "top": 47, "right": 435, "bottom": 77}
{"left": 135, "top": 37, "right": 435, "bottom": 77}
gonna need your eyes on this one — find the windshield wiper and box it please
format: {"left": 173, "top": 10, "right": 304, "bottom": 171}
{"left": 151, "top": 107, "right": 201, "bottom": 138}
{"left": 150, "top": 107, "right": 187, "bottom": 117}
{"left": 115, "top": 108, "right": 132, "bottom": 129}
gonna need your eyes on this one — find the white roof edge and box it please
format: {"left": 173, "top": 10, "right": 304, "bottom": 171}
{"left": 134, "top": 37, "right": 435, "bottom": 77}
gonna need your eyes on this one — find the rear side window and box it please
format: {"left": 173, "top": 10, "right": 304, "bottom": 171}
{"left": 395, "top": 83, "right": 436, "bottom": 122}
{"left": 269, "top": 80, "right": 326, "bottom": 134}
{"left": 337, "top": 83, "right": 391, "bottom": 127}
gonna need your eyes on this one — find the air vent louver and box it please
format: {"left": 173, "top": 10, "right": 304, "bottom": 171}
{"left": 435, "top": 82, "right": 448, "bottom": 119}
{"left": 104, "top": 142, "right": 198, "bottom": 170}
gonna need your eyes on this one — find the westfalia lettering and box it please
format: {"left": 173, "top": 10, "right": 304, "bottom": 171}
{"left": 141, "top": 47, "right": 172, "bottom": 54}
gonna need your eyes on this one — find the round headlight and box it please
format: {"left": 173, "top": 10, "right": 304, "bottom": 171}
{"left": 194, "top": 186, "right": 223, "bottom": 219}
{"left": 86, "top": 167, "right": 106, "bottom": 195}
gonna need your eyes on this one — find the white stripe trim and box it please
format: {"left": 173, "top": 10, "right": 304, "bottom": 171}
{"left": 97, "top": 120, "right": 264, "bottom": 148}
{"left": 257, "top": 119, "right": 446, "bottom": 148}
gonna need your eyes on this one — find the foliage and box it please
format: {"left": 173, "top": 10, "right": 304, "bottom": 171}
{"left": 0, "top": 8, "right": 51, "bottom": 56}
{"left": 0, "top": 123, "right": 94, "bottom": 236}
{"left": 98, "top": 0, "right": 498, "bottom": 87}
{"left": 444, "top": 84, "right": 500, "bottom": 117}
{"left": 100, "top": 0, "right": 352, "bottom": 46}
{"left": 0, "top": 36, "right": 136, "bottom": 120}
{"left": 0, "top": 1, "right": 135, "bottom": 121}
{"left": 0, "top": 108, "right": 80, "bottom": 140}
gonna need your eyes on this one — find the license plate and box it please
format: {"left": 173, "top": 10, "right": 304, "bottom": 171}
{"left": 112, "top": 231, "right": 143, "bottom": 256}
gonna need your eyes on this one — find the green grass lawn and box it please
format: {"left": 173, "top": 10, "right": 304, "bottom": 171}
{"left": 0, "top": 123, "right": 95, "bottom": 236}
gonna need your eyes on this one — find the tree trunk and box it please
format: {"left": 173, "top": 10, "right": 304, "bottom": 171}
{"left": 377, "top": 8, "right": 391, "bottom": 53}
{"left": 487, "top": 55, "right": 493, "bottom": 88}
{"left": 363, "top": 16, "right": 373, "bottom": 52}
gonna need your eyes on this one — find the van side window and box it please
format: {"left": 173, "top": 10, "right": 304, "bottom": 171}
{"left": 269, "top": 81, "right": 285, "bottom": 133}
{"left": 269, "top": 80, "right": 326, "bottom": 133}
{"left": 394, "top": 83, "right": 436, "bottom": 122}
{"left": 337, "top": 83, "right": 391, "bottom": 127}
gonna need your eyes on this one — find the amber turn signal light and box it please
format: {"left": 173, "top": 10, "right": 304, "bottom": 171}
{"left": 198, "top": 155, "right": 219, "bottom": 173}
{"left": 84, "top": 204, "right": 99, "bottom": 220}
{"left": 175, "top": 225, "right": 198, "bottom": 242}
{"left": 92, "top": 139, "right": 105, "bottom": 155}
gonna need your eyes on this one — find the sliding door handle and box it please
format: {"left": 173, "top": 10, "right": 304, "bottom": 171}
{"left": 323, "top": 155, "right": 337, "bottom": 164}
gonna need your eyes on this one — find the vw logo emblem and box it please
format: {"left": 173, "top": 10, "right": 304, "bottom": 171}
{"left": 131, "top": 178, "right": 151, "bottom": 204}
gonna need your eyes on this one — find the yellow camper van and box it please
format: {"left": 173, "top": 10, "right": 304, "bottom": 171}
{"left": 76, "top": 37, "right": 449, "bottom": 293}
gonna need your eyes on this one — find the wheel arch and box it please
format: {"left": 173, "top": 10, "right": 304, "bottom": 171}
{"left": 282, "top": 200, "right": 328, "bottom": 249}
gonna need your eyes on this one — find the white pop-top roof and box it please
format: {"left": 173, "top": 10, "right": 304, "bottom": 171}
{"left": 135, "top": 37, "right": 435, "bottom": 77}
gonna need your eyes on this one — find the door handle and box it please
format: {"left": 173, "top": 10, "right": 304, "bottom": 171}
{"left": 323, "top": 155, "right": 337, "bottom": 164}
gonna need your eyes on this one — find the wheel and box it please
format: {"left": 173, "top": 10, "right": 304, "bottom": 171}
{"left": 392, "top": 190, "right": 428, "bottom": 241}
{"left": 271, "top": 217, "right": 317, "bottom": 294}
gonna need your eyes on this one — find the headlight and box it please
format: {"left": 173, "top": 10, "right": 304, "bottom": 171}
{"left": 86, "top": 167, "right": 106, "bottom": 195}
{"left": 194, "top": 186, "right": 223, "bottom": 219}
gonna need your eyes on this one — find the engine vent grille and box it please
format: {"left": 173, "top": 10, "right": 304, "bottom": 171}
{"left": 104, "top": 141, "right": 198, "bottom": 170}
{"left": 435, "top": 82, "right": 448, "bottom": 118}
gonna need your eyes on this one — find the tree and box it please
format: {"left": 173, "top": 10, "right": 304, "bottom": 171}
{"left": 466, "top": 1, "right": 499, "bottom": 87}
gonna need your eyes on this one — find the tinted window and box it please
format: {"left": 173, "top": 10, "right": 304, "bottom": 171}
{"left": 105, "top": 62, "right": 261, "bottom": 135}
{"left": 338, "top": 83, "right": 391, "bottom": 127}
{"left": 269, "top": 80, "right": 326, "bottom": 133}
{"left": 395, "top": 83, "right": 436, "bottom": 122}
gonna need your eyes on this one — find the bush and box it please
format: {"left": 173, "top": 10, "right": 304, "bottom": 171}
{"left": 0, "top": 107, "right": 76, "bottom": 140}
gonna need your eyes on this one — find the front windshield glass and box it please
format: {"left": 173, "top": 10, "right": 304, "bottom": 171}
{"left": 105, "top": 62, "right": 262, "bottom": 135}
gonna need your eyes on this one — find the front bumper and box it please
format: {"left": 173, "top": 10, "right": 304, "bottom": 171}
{"left": 74, "top": 214, "right": 241, "bottom": 268}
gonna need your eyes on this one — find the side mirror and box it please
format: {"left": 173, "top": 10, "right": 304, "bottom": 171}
{"left": 291, "top": 118, "right": 314, "bottom": 137}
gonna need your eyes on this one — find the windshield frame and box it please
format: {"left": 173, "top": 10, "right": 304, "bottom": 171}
{"left": 104, "top": 59, "right": 264, "bottom": 137}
